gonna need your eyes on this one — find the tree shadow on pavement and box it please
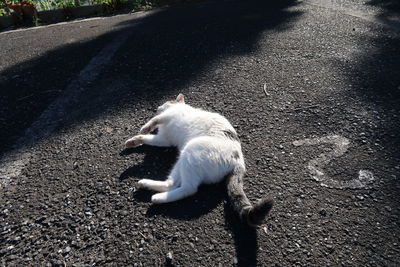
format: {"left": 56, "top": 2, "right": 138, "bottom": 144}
{"left": 367, "top": 0, "right": 400, "bottom": 13}
{"left": 0, "top": 0, "right": 302, "bottom": 155}
{"left": 345, "top": 23, "right": 400, "bottom": 165}
{"left": 346, "top": 0, "right": 400, "bottom": 225}
{"left": 367, "top": 0, "right": 400, "bottom": 28}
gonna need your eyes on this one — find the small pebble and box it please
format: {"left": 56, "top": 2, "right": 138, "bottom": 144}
{"left": 63, "top": 246, "right": 71, "bottom": 254}
{"left": 166, "top": 251, "right": 173, "bottom": 262}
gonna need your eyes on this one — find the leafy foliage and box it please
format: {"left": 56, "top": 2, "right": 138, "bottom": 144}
{"left": 0, "top": 0, "right": 9, "bottom": 16}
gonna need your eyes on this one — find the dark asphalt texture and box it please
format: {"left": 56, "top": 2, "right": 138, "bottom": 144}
{"left": 1, "top": 0, "right": 400, "bottom": 266}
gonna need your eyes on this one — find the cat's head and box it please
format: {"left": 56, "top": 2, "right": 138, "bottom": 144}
{"left": 157, "top": 93, "right": 185, "bottom": 113}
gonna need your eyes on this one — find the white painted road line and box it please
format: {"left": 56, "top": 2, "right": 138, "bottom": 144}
{"left": 0, "top": 31, "right": 131, "bottom": 188}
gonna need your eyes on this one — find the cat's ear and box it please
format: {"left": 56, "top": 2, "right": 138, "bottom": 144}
{"left": 176, "top": 93, "right": 185, "bottom": 103}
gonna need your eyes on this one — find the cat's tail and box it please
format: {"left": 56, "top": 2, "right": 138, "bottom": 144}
{"left": 226, "top": 167, "right": 274, "bottom": 227}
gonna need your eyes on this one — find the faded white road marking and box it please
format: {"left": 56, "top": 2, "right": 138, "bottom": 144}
{"left": 0, "top": 31, "right": 131, "bottom": 188}
{"left": 293, "top": 135, "right": 375, "bottom": 189}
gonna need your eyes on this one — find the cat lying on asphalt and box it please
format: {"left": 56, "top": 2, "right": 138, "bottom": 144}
{"left": 125, "top": 93, "right": 273, "bottom": 226}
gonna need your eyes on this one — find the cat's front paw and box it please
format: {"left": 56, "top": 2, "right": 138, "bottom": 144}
{"left": 125, "top": 136, "right": 144, "bottom": 148}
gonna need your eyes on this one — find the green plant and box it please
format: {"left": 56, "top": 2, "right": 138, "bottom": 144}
{"left": 99, "top": 0, "right": 122, "bottom": 13}
{"left": 130, "top": 0, "right": 154, "bottom": 11}
{"left": 33, "top": 14, "right": 40, "bottom": 25}
{"left": 32, "top": 0, "right": 56, "bottom": 11}
{"left": 0, "top": 8, "right": 7, "bottom": 16}
{"left": 31, "top": 0, "right": 82, "bottom": 11}
{"left": 58, "top": 0, "right": 79, "bottom": 8}
{"left": 0, "top": 0, "right": 10, "bottom": 16}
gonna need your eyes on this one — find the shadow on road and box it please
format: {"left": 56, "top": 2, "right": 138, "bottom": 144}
{"left": 223, "top": 200, "right": 258, "bottom": 267}
{"left": 367, "top": 0, "right": 400, "bottom": 29}
{"left": 0, "top": 0, "right": 301, "bottom": 155}
{"left": 345, "top": 11, "right": 400, "bottom": 166}
{"left": 119, "top": 145, "right": 229, "bottom": 220}
{"left": 367, "top": 0, "right": 400, "bottom": 13}
{"left": 120, "top": 144, "right": 261, "bottom": 265}
{"left": 119, "top": 146, "right": 178, "bottom": 181}
{"left": 144, "top": 182, "right": 226, "bottom": 219}
{"left": 346, "top": 0, "right": 400, "bottom": 225}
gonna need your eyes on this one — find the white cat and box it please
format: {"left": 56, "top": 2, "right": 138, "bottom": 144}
{"left": 125, "top": 93, "right": 273, "bottom": 226}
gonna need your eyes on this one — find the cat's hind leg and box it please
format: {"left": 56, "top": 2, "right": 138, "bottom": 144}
{"left": 151, "top": 166, "right": 199, "bottom": 203}
{"left": 137, "top": 178, "right": 177, "bottom": 192}
{"left": 138, "top": 163, "right": 180, "bottom": 192}
{"left": 125, "top": 134, "right": 170, "bottom": 148}
{"left": 151, "top": 185, "right": 198, "bottom": 204}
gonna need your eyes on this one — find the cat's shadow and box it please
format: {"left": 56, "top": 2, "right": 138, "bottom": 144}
{"left": 119, "top": 145, "right": 226, "bottom": 219}
{"left": 223, "top": 201, "right": 259, "bottom": 267}
{"left": 119, "top": 145, "right": 177, "bottom": 180}
{"left": 120, "top": 145, "right": 259, "bottom": 266}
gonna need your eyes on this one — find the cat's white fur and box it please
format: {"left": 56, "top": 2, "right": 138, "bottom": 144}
{"left": 125, "top": 93, "right": 245, "bottom": 204}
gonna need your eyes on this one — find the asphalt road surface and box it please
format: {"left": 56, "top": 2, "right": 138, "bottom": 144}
{"left": 1, "top": 0, "right": 400, "bottom": 266}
